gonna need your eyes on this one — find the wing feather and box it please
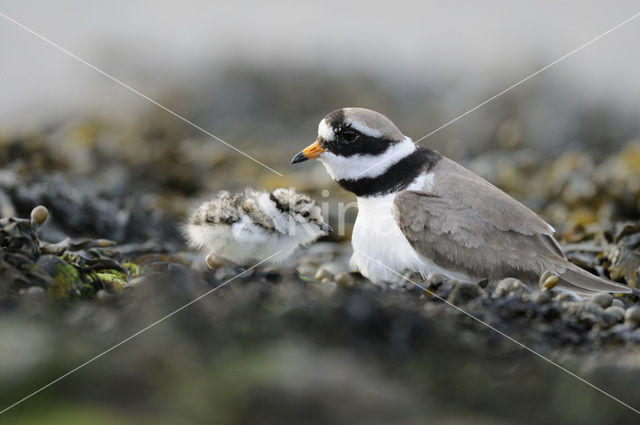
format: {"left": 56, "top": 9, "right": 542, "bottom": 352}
{"left": 391, "top": 158, "right": 631, "bottom": 294}
{"left": 392, "top": 158, "right": 565, "bottom": 280}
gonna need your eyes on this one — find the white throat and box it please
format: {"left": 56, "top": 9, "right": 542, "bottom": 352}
{"left": 318, "top": 136, "right": 416, "bottom": 181}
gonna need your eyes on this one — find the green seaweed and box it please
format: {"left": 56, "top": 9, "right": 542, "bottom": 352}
{"left": 95, "top": 269, "right": 129, "bottom": 290}
{"left": 122, "top": 262, "right": 140, "bottom": 277}
{"left": 49, "top": 262, "right": 82, "bottom": 299}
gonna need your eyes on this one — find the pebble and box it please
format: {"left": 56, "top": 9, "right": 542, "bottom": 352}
{"left": 554, "top": 292, "right": 576, "bottom": 303}
{"left": 426, "top": 273, "right": 444, "bottom": 286}
{"left": 205, "top": 253, "right": 227, "bottom": 270}
{"left": 540, "top": 274, "right": 559, "bottom": 291}
{"left": 495, "top": 278, "right": 526, "bottom": 297}
{"left": 296, "top": 264, "right": 316, "bottom": 278}
{"left": 589, "top": 293, "right": 613, "bottom": 308}
{"left": 96, "top": 289, "right": 111, "bottom": 301}
{"left": 447, "top": 281, "right": 483, "bottom": 304}
{"left": 30, "top": 205, "right": 49, "bottom": 227}
{"left": 624, "top": 306, "right": 640, "bottom": 325}
{"left": 604, "top": 306, "right": 626, "bottom": 322}
{"left": 335, "top": 272, "right": 354, "bottom": 287}
{"left": 40, "top": 243, "right": 63, "bottom": 255}
{"left": 25, "top": 286, "right": 46, "bottom": 299}
{"left": 311, "top": 280, "right": 337, "bottom": 297}
{"left": 315, "top": 268, "right": 334, "bottom": 281}
{"left": 531, "top": 290, "right": 552, "bottom": 304}
{"left": 611, "top": 299, "right": 625, "bottom": 308}
{"left": 317, "top": 261, "right": 348, "bottom": 276}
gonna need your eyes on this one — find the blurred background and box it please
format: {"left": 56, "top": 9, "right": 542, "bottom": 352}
{"left": 2, "top": 1, "right": 640, "bottom": 424}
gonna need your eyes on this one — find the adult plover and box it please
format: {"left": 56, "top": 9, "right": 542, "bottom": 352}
{"left": 185, "top": 188, "right": 331, "bottom": 267}
{"left": 292, "top": 107, "right": 631, "bottom": 295}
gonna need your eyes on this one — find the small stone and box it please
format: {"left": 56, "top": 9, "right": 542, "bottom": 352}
{"left": 624, "top": 306, "right": 640, "bottom": 325}
{"left": 96, "top": 290, "right": 111, "bottom": 301}
{"left": 426, "top": 273, "right": 444, "bottom": 286}
{"left": 96, "top": 239, "right": 117, "bottom": 247}
{"left": 447, "top": 281, "right": 482, "bottom": 304}
{"left": 562, "top": 301, "right": 580, "bottom": 314}
{"left": 317, "top": 261, "right": 347, "bottom": 276}
{"left": 205, "top": 253, "right": 227, "bottom": 270}
{"left": 604, "top": 306, "right": 626, "bottom": 322}
{"left": 25, "top": 286, "right": 46, "bottom": 298}
{"left": 30, "top": 205, "right": 49, "bottom": 227}
{"left": 335, "top": 272, "right": 354, "bottom": 287}
{"left": 611, "top": 299, "right": 624, "bottom": 308}
{"left": 321, "top": 277, "right": 332, "bottom": 284}
{"left": 589, "top": 293, "right": 613, "bottom": 308}
{"left": 39, "top": 243, "right": 63, "bottom": 255}
{"left": 554, "top": 292, "right": 576, "bottom": 303}
{"left": 311, "top": 281, "right": 337, "bottom": 296}
{"left": 314, "top": 268, "right": 334, "bottom": 281}
{"left": 531, "top": 290, "right": 552, "bottom": 304}
{"left": 296, "top": 264, "right": 316, "bottom": 278}
{"left": 539, "top": 273, "right": 559, "bottom": 291}
{"left": 495, "top": 278, "right": 525, "bottom": 297}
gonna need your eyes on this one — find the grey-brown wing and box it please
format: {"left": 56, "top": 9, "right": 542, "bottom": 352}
{"left": 429, "top": 158, "right": 558, "bottom": 237}
{"left": 392, "top": 158, "right": 633, "bottom": 293}
{"left": 391, "top": 187, "right": 566, "bottom": 280}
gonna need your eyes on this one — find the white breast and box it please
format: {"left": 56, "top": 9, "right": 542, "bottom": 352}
{"left": 350, "top": 172, "right": 471, "bottom": 284}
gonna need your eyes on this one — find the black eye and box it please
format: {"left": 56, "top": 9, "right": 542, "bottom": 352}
{"left": 302, "top": 211, "right": 310, "bottom": 218}
{"left": 338, "top": 128, "right": 359, "bottom": 143}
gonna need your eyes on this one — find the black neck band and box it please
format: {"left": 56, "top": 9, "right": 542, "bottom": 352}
{"left": 336, "top": 146, "right": 441, "bottom": 197}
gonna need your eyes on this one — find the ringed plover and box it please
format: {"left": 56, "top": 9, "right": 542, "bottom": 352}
{"left": 291, "top": 107, "right": 632, "bottom": 295}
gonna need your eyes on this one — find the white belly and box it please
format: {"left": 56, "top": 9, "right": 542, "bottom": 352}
{"left": 350, "top": 175, "right": 472, "bottom": 284}
{"left": 351, "top": 194, "right": 427, "bottom": 283}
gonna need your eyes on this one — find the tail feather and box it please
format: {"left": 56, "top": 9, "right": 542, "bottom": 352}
{"left": 557, "top": 264, "right": 633, "bottom": 295}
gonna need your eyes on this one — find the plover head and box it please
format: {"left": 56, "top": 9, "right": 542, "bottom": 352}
{"left": 291, "top": 107, "right": 416, "bottom": 182}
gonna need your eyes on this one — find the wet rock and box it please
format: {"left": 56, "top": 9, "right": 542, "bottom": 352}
{"left": 310, "top": 280, "right": 337, "bottom": 297}
{"left": 205, "top": 253, "right": 228, "bottom": 270}
{"left": 314, "top": 268, "right": 333, "bottom": 281}
{"left": 625, "top": 306, "right": 640, "bottom": 326}
{"left": 494, "top": 278, "right": 527, "bottom": 298}
{"left": 447, "top": 281, "right": 483, "bottom": 304}
{"left": 604, "top": 306, "right": 626, "bottom": 323}
{"left": 335, "top": 272, "right": 355, "bottom": 287}
{"left": 295, "top": 264, "right": 316, "bottom": 278}
{"left": 611, "top": 299, "right": 625, "bottom": 308}
{"left": 531, "top": 290, "right": 552, "bottom": 304}
{"left": 425, "top": 273, "right": 444, "bottom": 286}
{"left": 589, "top": 293, "right": 613, "bottom": 308}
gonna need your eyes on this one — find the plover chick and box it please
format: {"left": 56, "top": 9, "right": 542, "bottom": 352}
{"left": 185, "top": 188, "right": 331, "bottom": 267}
{"left": 292, "top": 107, "right": 633, "bottom": 296}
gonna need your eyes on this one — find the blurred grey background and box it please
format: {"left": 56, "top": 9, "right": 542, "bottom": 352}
{"left": 2, "top": 1, "right": 640, "bottom": 158}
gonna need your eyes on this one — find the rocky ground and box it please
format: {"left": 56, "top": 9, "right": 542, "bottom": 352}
{"left": 1, "top": 69, "right": 640, "bottom": 424}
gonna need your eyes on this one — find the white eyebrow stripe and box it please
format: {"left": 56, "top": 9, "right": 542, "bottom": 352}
{"left": 349, "top": 120, "right": 383, "bottom": 138}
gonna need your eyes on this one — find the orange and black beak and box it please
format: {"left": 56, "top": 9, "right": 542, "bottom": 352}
{"left": 291, "top": 139, "right": 325, "bottom": 164}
